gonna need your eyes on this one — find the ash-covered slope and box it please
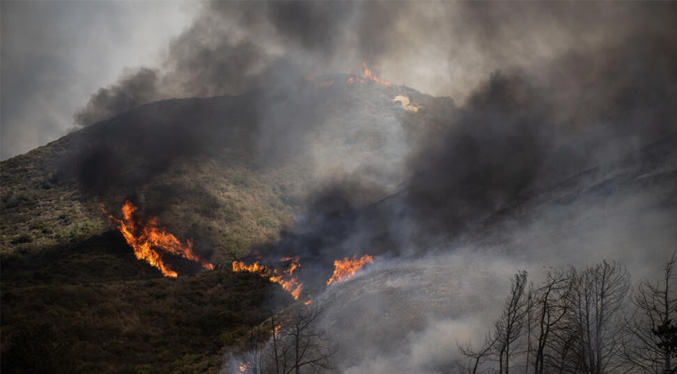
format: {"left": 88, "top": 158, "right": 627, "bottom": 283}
{"left": 313, "top": 132, "right": 677, "bottom": 374}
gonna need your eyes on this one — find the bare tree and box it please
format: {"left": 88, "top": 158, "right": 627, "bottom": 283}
{"left": 624, "top": 252, "right": 677, "bottom": 374}
{"left": 269, "top": 302, "right": 336, "bottom": 374}
{"left": 495, "top": 270, "right": 530, "bottom": 374}
{"left": 458, "top": 271, "right": 529, "bottom": 374}
{"left": 569, "top": 261, "right": 630, "bottom": 374}
{"left": 530, "top": 267, "right": 576, "bottom": 374}
{"left": 237, "top": 302, "right": 335, "bottom": 374}
{"left": 458, "top": 262, "right": 631, "bottom": 374}
{"left": 457, "top": 333, "right": 498, "bottom": 374}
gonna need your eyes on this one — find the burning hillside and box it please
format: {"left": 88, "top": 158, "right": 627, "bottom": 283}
{"left": 103, "top": 200, "right": 213, "bottom": 277}
{"left": 232, "top": 257, "right": 303, "bottom": 300}
{"left": 347, "top": 62, "right": 393, "bottom": 87}
{"left": 327, "top": 255, "right": 374, "bottom": 286}
{"left": 2, "top": 2, "right": 677, "bottom": 373}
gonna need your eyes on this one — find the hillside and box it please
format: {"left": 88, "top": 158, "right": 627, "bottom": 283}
{"left": 0, "top": 77, "right": 442, "bottom": 373}
{"left": 2, "top": 70, "right": 676, "bottom": 373}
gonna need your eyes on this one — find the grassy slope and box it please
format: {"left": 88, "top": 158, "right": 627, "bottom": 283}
{"left": 0, "top": 97, "right": 296, "bottom": 373}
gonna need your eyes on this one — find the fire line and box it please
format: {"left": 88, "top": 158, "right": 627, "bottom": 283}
{"left": 232, "top": 258, "right": 303, "bottom": 300}
{"left": 327, "top": 254, "right": 374, "bottom": 285}
{"left": 103, "top": 200, "right": 214, "bottom": 277}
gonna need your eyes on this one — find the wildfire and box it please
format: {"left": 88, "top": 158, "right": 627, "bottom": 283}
{"left": 348, "top": 62, "right": 392, "bottom": 87}
{"left": 232, "top": 258, "right": 303, "bottom": 300}
{"left": 104, "top": 200, "right": 214, "bottom": 277}
{"left": 326, "top": 254, "right": 374, "bottom": 285}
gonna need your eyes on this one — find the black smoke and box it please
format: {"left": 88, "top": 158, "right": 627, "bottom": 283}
{"left": 66, "top": 1, "right": 677, "bottom": 283}
{"left": 72, "top": 1, "right": 407, "bottom": 127}
{"left": 406, "top": 72, "right": 549, "bottom": 239}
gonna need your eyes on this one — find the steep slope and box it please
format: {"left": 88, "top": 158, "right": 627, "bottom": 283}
{"left": 0, "top": 77, "right": 441, "bottom": 373}
{"left": 313, "top": 132, "right": 677, "bottom": 374}
{"left": 1, "top": 76, "right": 440, "bottom": 262}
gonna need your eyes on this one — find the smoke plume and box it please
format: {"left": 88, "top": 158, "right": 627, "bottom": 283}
{"left": 64, "top": 2, "right": 677, "bottom": 372}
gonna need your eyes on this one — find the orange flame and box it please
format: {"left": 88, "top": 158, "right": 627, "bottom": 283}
{"left": 326, "top": 254, "right": 374, "bottom": 285}
{"left": 347, "top": 62, "right": 392, "bottom": 87}
{"left": 239, "top": 361, "right": 250, "bottom": 373}
{"left": 104, "top": 200, "right": 213, "bottom": 277}
{"left": 232, "top": 258, "right": 303, "bottom": 300}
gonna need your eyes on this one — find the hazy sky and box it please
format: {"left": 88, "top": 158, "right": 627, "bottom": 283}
{"left": 0, "top": 0, "right": 196, "bottom": 160}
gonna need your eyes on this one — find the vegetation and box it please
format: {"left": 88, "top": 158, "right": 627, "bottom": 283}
{"left": 1, "top": 231, "right": 290, "bottom": 373}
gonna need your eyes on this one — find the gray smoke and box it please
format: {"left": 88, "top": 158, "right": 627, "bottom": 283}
{"left": 46, "top": 2, "right": 677, "bottom": 372}
{"left": 0, "top": 1, "right": 191, "bottom": 160}
{"left": 69, "top": 0, "right": 677, "bottom": 266}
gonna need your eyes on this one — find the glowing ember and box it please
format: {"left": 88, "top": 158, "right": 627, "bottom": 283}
{"left": 103, "top": 200, "right": 214, "bottom": 277}
{"left": 326, "top": 254, "right": 374, "bottom": 285}
{"left": 239, "top": 361, "right": 250, "bottom": 373}
{"left": 232, "top": 258, "right": 303, "bottom": 300}
{"left": 347, "top": 62, "right": 392, "bottom": 87}
{"left": 307, "top": 76, "right": 334, "bottom": 87}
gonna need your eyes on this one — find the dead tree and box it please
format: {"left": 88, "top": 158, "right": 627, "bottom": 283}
{"left": 269, "top": 302, "right": 336, "bottom": 374}
{"left": 569, "top": 261, "right": 630, "bottom": 374}
{"left": 457, "top": 333, "right": 498, "bottom": 374}
{"left": 495, "top": 270, "right": 530, "bottom": 374}
{"left": 458, "top": 271, "right": 529, "bottom": 374}
{"left": 530, "top": 267, "right": 576, "bottom": 374}
{"left": 624, "top": 252, "right": 677, "bottom": 374}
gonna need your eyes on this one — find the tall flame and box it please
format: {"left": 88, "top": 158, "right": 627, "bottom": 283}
{"left": 232, "top": 258, "right": 303, "bottom": 300}
{"left": 326, "top": 254, "right": 374, "bottom": 285}
{"left": 104, "top": 200, "right": 214, "bottom": 277}
{"left": 347, "top": 62, "right": 392, "bottom": 87}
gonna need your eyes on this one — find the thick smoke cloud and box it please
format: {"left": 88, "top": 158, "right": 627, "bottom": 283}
{"left": 65, "top": 1, "right": 677, "bottom": 259}
{"left": 69, "top": 0, "right": 677, "bottom": 255}
{"left": 406, "top": 72, "right": 549, "bottom": 239}
{"left": 53, "top": 2, "right": 677, "bottom": 372}
{"left": 73, "top": 1, "right": 410, "bottom": 126}
{"left": 75, "top": 68, "right": 161, "bottom": 128}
